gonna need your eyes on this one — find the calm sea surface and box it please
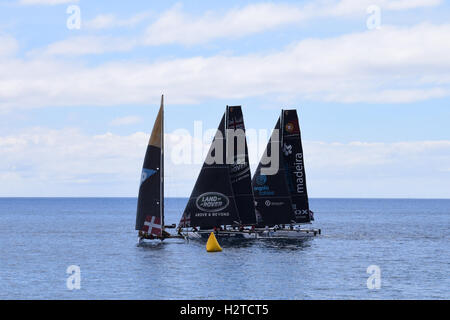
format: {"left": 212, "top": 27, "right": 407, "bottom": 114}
{"left": 0, "top": 198, "right": 448, "bottom": 300}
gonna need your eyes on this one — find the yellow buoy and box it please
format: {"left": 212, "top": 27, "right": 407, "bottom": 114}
{"left": 206, "top": 232, "right": 222, "bottom": 252}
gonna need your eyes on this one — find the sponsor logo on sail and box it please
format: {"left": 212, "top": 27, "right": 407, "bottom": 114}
{"left": 196, "top": 192, "right": 229, "bottom": 212}
{"left": 230, "top": 161, "right": 249, "bottom": 176}
{"left": 295, "top": 209, "right": 310, "bottom": 217}
{"left": 195, "top": 212, "right": 230, "bottom": 217}
{"left": 265, "top": 200, "right": 284, "bottom": 207}
{"left": 253, "top": 175, "right": 274, "bottom": 196}
{"left": 283, "top": 143, "right": 293, "bottom": 156}
{"left": 293, "top": 153, "right": 305, "bottom": 194}
{"left": 284, "top": 118, "right": 299, "bottom": 135}
{"left": 285, "top": 122, "right": 295, "bottom": 133}
{"left": 255, "top": 174, "right": 267, "bottom": 186}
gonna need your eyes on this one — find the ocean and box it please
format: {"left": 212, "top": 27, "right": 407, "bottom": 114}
{"left": 0, "top": 198, "right": 448, "bottom": 300}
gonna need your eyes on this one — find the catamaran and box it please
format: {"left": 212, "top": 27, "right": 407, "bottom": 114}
{"left": 135, "top": 95, "right": 182, "bottom": 243}
{"left": 251, "top": 109, "right": 321, "bottom": 238}
{"left": 135, "top": 101, "right": 319, "bottom": 243}
{"left": 177, "top": 106, "right": 258, "bottom": 239}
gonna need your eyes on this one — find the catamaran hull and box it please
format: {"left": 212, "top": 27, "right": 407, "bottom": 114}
{"left": 181, "top": 228, "right": 321, "bottom": 240}
{"left": 182, "top": 231, "right": 257, "bottom": 240}
{"left": 255, "top": 228, "right": 321, "bottom": 239}
{"left": 137, "top": 234, "right": 185, "bottom": 245}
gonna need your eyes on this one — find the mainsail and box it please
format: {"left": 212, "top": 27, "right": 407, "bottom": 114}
{"left": 135, "top": 96, "right": 164, "bottom": 237}
{"left": 282, "top": 109, "right": 312, "bottom": 223}
{"left": 179, "top": 106, "right": 256, "bottom": 229}
{"left": 252, "top": 109, "right": 313, "bottom": 226}
{"left": 252, "top": 117, "right": 296, "bottom": 226}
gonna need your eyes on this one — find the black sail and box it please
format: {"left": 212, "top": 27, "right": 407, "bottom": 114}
{"left": 135, "top": 96, "right": 164, "bottom": 237}
{"left": 180, "top": 113, "right": 240, "bottom": 229}
{"left": 251, "top": 117, "right": 296, "bottom": 226}
{"left": 226, "top": 106, "right": 256, "bottom": 225}
{"left": 281, "top": 109, "right": 313, "bottom": 223}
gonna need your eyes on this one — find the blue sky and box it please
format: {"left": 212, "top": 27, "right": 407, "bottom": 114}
{"left": 0, "top": 0, "right": 449, "bottom": 198}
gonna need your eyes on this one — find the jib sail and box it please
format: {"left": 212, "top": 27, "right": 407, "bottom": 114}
{"left": 135, "top": 96, "right": 164, "bottom": 237}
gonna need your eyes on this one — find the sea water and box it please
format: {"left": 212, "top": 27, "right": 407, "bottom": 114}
{"left": 0, "top": 198, "right": 448, "bottom": 299}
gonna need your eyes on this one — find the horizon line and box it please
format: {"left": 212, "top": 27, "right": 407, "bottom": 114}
{"left": 1, "top": 196, "right": 449, "bottom": 200}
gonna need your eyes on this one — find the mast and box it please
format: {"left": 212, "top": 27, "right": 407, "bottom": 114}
{"left": 280, "top": 109, "right": 285, "bottom": 150}
{"left": 160, "top": 95, "right": 164, "bottom": 227}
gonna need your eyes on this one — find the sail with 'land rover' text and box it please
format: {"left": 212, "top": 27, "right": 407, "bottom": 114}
{"left": 179, "top": 106, "right": 256, "bottom": 229}
{"left": 251, "top": 109, "right": 313, "bottom": 226}
{"left": 135, "top": 96, "right": 164, "bottom": 237}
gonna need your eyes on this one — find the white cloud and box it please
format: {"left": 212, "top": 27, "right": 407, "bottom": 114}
{"left": 0, "top": 35, "right": 18, "bottom": 56}
{"left": 0, "top": 128, "right": 147, "bottom": 196}
{"left": 18, "top": 0, "right": 78, "bottom": 5}
{"left": 30, "top": 36, "right": 138, "bottom": 56}
{"left": 320, "top": 0, "right": 442, "bottom": 16}
{"left": 35, "top": 3, "right": 307, "bottom": 55}
{"left": 0, "top": 128, "right": 206, "bottom": 197}
{"left": 378, "top": 0, "right": 442, "bottom": 11}
{"left": 83, "top": 12, "right": 151, "bottom": 30}
{"left": 1, "top": 128, "right": 449, "bottom": 197}
{"left": 2, "top": 23, "right": 450, "bottom": 108}
{"left": 303, "top": 139, "right": 450, "bottom": 198}
{"left": 36, "top": 0, "right": 444, "bottom": 56}
{"left": 110, "top": 116, "right": 143, "bottom": 126}
{"left": 305, "top": 140, "right": 450, "bottom": 169}
{"left": 144, "top": 3, "right": 306, "bottom": 46}
{"left": 84, "top": 14, "right": 117, "bottom": 29}
{"left": 143, "top": 1, "right": 443, "bottom": 46}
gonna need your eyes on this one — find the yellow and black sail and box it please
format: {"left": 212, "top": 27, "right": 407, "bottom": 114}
{"left": 135, "top": 96, "right": 164, "bottom": 237}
